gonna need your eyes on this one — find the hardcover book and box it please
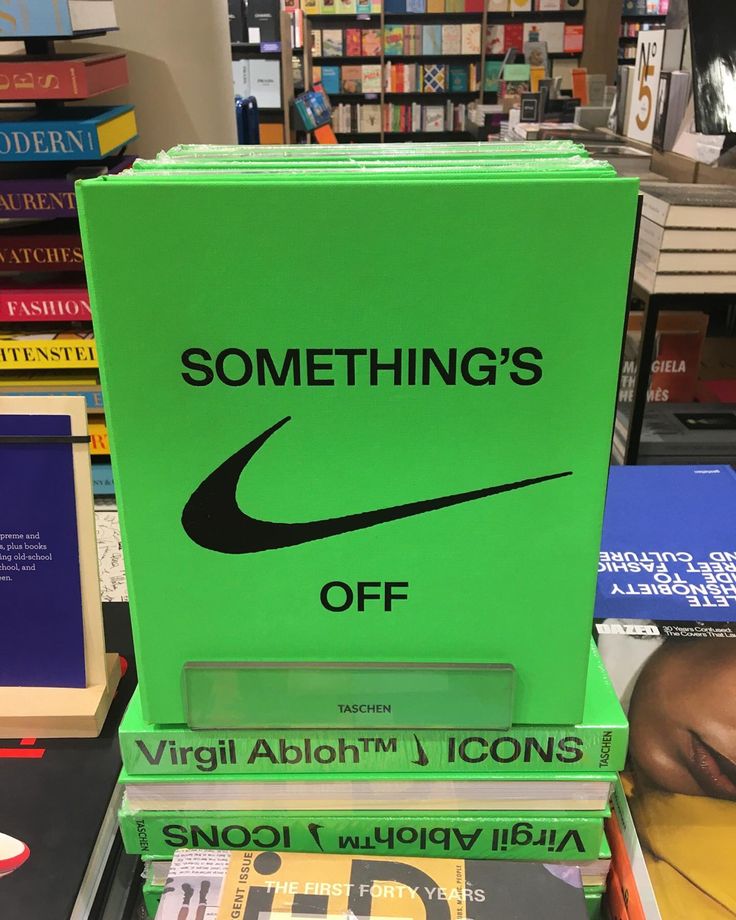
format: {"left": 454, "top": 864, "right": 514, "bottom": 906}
{"left": 0, "top": 330, "right": 96, "bottom": 370}
{"left": 423, "top": 63, "right": 446, "bottom": 93}
{"left": 0, "top": 281, "right": 91, "bottom": 322}
{"left": 441, "top": 24, "right": 462, "bottom": 55}
{"left": 384, "top": 26, "right": 404, "bottom": 56}
{"left": 0, "top": 53, "right": 128, "bottom": 101}
{"left": 0, "top": 220, "right": 83, "bottom": 272}
{"left": 0, "top": 156, "right": 134, "bottom": 220}
{"left": 0, "top": 0, "right": 117, "bottom": 37}
{"left": 341, "top": 65, "right": 362, "bottom": 93}
{"left": 361, "top": 29, "right": 381, "bottom": 56}
{"left": 345, "top": 28, "right": 362, "bottom": 56}
{"left": 152, "top": 849, "right": 588, "bottom": 920}
{"left": 322, "top": 29, "right": 343, "bottom": 56}
{"left": 422, "top": 24, "right": 442, "bottom": 56}
{"left": 76, "top": 149, "right": 638, "bottom": 726}
{"left": 0, "top": 105, "right": 137, "bottom": 162}
{"left": 119, "top": 805, "right": 607, "bottom": 860}
{"left": 461, "top": 23, "right": 481, "bottom": 56}
{"left": 361, "top": 65, "right": 382, "bottom": 94}
{"left": 449, "top": 65, "right": 470, "bottom": 93}
{"left": 358, "top": 105, "right": 381, "bottom": 132}
{"left": 118, "top": 642, "right": 627, "bottom": 776}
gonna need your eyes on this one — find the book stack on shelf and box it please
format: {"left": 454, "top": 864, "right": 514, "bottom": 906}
{"left": 633, "top": 184, "right": 736, "bottom": 296}
{"left": 74, "top": 140, "right": 638, "bottom": 920}
{"left": 0, "top": 0, "right": 138, "bottom": 499}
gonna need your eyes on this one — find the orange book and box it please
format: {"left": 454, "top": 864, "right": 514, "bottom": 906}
{"left": 606, "top": 812, "right": 646, "bottom": 920}
{"left": 571, "top": 67, "right": 588, "bottom": 105}
{"left": 606, "top": 865, "right": 631, "bottom": 920}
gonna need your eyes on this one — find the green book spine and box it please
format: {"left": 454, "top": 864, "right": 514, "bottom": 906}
{"left": 119, "top": 721, "right": 626, "bottom": 777}
{"left": 119, "top": 807, "right": 607, "bottom": 860}
{"left": 119, "top": 645, "right": 627, "bottom": 777}
{"left": 142, "top": 880, "right": 161, "bottom": 918}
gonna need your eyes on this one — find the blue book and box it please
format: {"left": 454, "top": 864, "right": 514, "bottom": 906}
{"left": 406, "top": 0, "right": 426, "bottom": 11}
{"left": 0, "top": 106, "right": 137, "bottom": 162}
{"left": 422, "top": 24, "right": 442, "bottom": 56}
{"left": 7, "top": 390, "right": 103, "bottom": 411}
{"left": 0, "top": 412, "right": 86, "bottom": 686}
{"left": 595, "top": 465, "right": 736, "bottom": 624}
{"left": 0, "top": 1, "right": 117, "bottom": 38}
{"left": 384, "top": 0, "right": 407, "bottom": 11}
{"left": 320, "top": 65, "right": 341, "bottom": 96}
{"left": 92, "top": 462, "right": 115, "bottom": 495}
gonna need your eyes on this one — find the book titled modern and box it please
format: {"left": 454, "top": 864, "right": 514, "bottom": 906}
{"left": 0, "top": 106, "right": 137, "bottom": 161}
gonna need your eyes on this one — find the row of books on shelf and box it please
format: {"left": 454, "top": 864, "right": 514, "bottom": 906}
{"left": 618, "top": 21, "right": 660, "bottom": 38}
{"left": 622, "top": 0, "right": 668, "bottom": 13}
{"left": 314, "top": 21, "right": 582, "bottom": 56}
{"left": 292, "top": 0, "right": 584, "bottom": 12}
{"left": 318, "top": 61, "right": 481, "bottom": 93}
{"left": 331, "top": 99, "right": 470, "bottom": 131}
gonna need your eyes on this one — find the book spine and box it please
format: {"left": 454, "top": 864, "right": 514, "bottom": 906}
{"left": 0, "top": 235, "right": 84, "bottom": 271}
{"left": 119, "top": 809, "right": 606, "bottom": 860}
{"left": 0, "top": 60, "right": 89, "bottom": 100}
{"left": 0, "top": 181, "right": 77, "bottom": 218}
{"left": 118, "top": 725, "right": 627, "bottom": 776}
{"left": 0, "top": 288, "right": 91, "bottom": 321}
{"left": 1, "top": 388, "right": 103, "bottom": 411}
{"left": 0, "top": 339, "right": 98, "bottom": 370}
{"left": 0, "top": 1, "right": 73, "bottom": 37}
{"left": 0, "top": 123, "right": 99, "bottom": 161}
{"left": 89, "top": 419, "right": 109, "bottom": 455}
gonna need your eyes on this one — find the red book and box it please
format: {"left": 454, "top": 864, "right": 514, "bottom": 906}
{"left": 0, "top": 281, "right": 91, "bottom": 322}
{"left": 0, "top": 53, "right": 128, "bottom": 101}
{"left": 0, "top": 222, "right": 83, "bottom": 273}
{"left": 572, "top": 67, "right": 588, "bottom": 104}
{"left": 564, "top": 24, "right": 584, "bottom": 54}
{"left": 503, "top": 23, "right": 524, "bottom": 52}
{"left": 464, "top": 0, "right": 484, "bottom": 11}
{"left": 345, "top": 29, "right": 362, "bottom": 56}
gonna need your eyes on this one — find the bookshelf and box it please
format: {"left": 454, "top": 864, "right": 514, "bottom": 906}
{"left": 618, "top": 2, "right": 666, "bottom": 67}
{"left": 301, "top": 2, "right": 586, "bottom": 140}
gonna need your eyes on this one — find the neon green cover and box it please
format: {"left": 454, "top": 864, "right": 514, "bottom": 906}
{"left": 77, "top": 163, "right": 637, "bottom": 727}
{"left": 118, "top": 642, "right": 627, "bottom": 776}
{"left": 118, "top": 803, "right": 608, "bottom": 860}
{"left": 160, "top": 140, "right": 589, "bottom": 160}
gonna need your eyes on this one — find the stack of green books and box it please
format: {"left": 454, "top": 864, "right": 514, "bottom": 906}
{"left": 118, "top": 641, "right": 625, "bottom": 919}
{"left": 76, "top": 141, "right": 638, "bottom": 920}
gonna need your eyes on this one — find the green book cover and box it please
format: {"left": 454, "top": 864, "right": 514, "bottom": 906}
{"left": 119, "top": 804, "right": 608, "bottom": 860}
{"left": 77, "top": 164, "right": 637, "bottom": 727}
{"left": 448, "top": 65, "right": 469, "bottom": 93}
{"left": 118, "top": 642, "right": 627, "bottom": 776}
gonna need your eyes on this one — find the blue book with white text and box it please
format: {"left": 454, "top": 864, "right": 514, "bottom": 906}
{"left": 0, "top": 0, "right": 117, "bottom": 38}
{"left": 595, "top": 465, "right": 736, "bottom": 623}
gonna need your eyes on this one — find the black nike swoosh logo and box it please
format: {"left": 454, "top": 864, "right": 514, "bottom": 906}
{"left": 307, "top": 823, "right": 324, "bottom": 852}
{"left": 181, "top": 416, "right": 572, "bottom": 554}
{"left": 412, "top": 734, "right": 429, "bottom": 767}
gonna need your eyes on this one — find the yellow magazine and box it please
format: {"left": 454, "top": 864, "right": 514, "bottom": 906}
{"left": 154, "top": 849, "right": 588, "bottom": 920}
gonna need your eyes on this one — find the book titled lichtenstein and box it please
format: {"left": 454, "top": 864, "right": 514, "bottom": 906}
{"left": 119, "top": 644, "right": 627, "bottom": 776}
{"left": 77, "top": 144, "right": 638, "bottom": 728}
{"left": 151, "top": 849, "right": 589, "bottom": 920}
{"left": 0, "top": 106, "right": 137, "bottom": 161}
{"left": 119, "top": 806, "right": 607, "bottom": 861}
